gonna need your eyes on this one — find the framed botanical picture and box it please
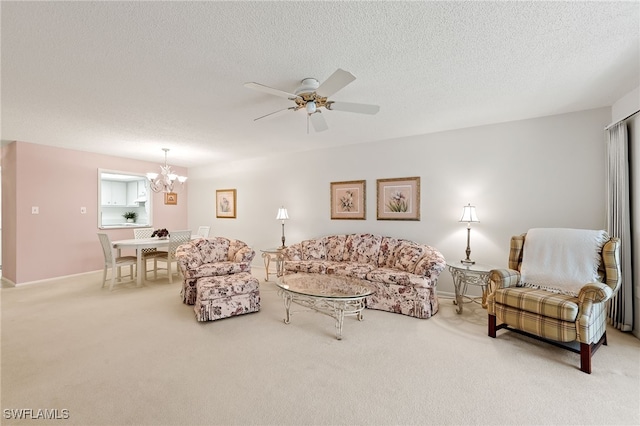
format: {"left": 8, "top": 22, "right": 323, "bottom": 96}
{"left": 330, "top": 180, "right": 366, "bottom": 220}
{"left": 376, "top": 176, "right": 420, "bottom": 221}
{"left": 216, "top": 189, "right": 237, "bottom": 218}
{"left": 164, "top": 192, "right": 177, "bottom": 205}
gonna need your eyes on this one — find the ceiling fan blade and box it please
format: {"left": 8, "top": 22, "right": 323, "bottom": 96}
{"left": 309, "top": 111, "right": 329, "bottom": 132}
{"left": 326, "top": 101, "right": 380, "bottom": 115}
{"left": 254, "top": 107, "right": 297, "bottom": 121}
{"left": 244, "top": 82, "right": 299, "bottom": 100}
{"left": 315, "top": 69, "right": 356, "bottom": 98}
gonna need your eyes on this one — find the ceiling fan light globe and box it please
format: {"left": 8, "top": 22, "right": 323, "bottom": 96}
{"left": 306, "top": 101, "right": 317, "bottom": 114}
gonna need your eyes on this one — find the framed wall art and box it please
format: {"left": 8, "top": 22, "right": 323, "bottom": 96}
{"left": 164, "top": 192, "right": 177, "bottom": 205}
{"left": 330, "top": 180, "right": 366, "bottom": 220}
{"left": 216, "top": 189, "right": 237, "bottom": 219}
{"left": 376, "top": 176, "right": 420, "bottom": 221}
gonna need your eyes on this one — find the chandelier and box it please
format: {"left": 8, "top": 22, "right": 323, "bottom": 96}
{"left": 146, "top": 148, "right": 187, "bottom": 193}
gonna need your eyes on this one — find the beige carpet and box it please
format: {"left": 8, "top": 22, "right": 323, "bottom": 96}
{"left": 1, "top": 268, "right": 639, "bottom": 426}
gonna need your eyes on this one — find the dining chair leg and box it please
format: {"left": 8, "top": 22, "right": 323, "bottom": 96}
{"left": 102, "top": 267, "right": 107, "bottom": 288}
{"left": 109, "top": 266, "right": 116, "bottom": 291}
{"left": 168, "top": 260, "right": 173, "bottom": 284}
{"left": 154, "top": 259, "right": 158, "bottom": 280}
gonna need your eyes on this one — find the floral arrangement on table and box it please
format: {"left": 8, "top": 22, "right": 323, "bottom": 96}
{"left": 123, "top": 211, "right": 138, "bottom": 222}
{"left": 151, "top": 228, "right": 170, "bottom": 238}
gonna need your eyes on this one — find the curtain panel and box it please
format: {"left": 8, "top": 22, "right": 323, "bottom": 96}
{"left": 605, "top": 122, "right": 633, "bottom": 331}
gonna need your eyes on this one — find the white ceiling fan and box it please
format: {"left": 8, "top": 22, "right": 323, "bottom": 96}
{"left": 244, "top": 68, "right": 380, "bottom": 133}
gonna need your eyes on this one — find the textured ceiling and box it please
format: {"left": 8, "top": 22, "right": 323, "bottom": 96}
{"left": 2, "top": 1, "right": 639, "bottom": 167}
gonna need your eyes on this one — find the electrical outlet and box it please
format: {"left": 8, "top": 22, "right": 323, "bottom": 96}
{"left": 80, "top": 207, "right": 87, "bottom": 214}
{"left": 32, "top": 206, "right": 39, "bottom": 214}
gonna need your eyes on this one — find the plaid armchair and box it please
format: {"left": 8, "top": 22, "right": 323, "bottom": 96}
{"left": 487, "top": 231, "right": 621, "bottom": 374}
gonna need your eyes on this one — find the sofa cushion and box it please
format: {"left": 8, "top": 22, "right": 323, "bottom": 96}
{"left": 200, "top": 237, "right": 231, "bottom": 263}
{"left": 197, "top": 272, "right": 260, "bottom": 300}
{"left": 494, "top": 287, "right": 579, "bottom": 322}
{"left": 325, "top": 235, "right": 347, "bottom": 262}
{"left": 393, "top": 243, "right": 426, "bottom": 273}
{"left": 283, "top": 260, "right": 327, "bottom": 274}
{"left": 345, "top": 234, "right": 382, "bottom": 264}
{"left": 302, "top": 239, "right": 326, "bottom": 260}
{"left": 191, "top": 261, "right": 252, "bottom": 279}
{"left": 367, "top": 268, "right": 431, "bottom": 288}
{"left": 327, "top": 262, "right": 376, "bottom": 279}
{"left": 377, "top": 237, "right": 405, "bottom": 269}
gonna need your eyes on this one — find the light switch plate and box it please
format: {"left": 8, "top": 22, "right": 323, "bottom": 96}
{"left": 80, "top": 207, "right": 87, "bottom": 214}
{"left": 32, "top": 206, "right": 39, "bottom": 214}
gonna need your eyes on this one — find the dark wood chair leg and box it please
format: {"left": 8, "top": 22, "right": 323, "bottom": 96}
{"left": 580, "top": 342, "right": 592, "bottom": 374}
{"left": 603, "top": 331, "right": 608, "bottom": 346}
{"left": 488, "top": 314, "right": 497, "bottom": 338}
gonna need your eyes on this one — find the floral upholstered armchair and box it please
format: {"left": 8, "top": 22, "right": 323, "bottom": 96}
{"left": 487, "top": 228, "right": 621, "bottom": 374}
{"left": 175, "top": 237, "right": 255, "bottom": 305}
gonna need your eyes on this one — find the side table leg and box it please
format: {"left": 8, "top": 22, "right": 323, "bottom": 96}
{"left": 262, "top": 252, "right": 271, "bottom": 281}
{"left": 452, "top": 274, "right": 464, "bottom": 314}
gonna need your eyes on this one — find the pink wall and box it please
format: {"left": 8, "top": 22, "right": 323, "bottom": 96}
{"left": 1, "top": 143, "right": 18, "bottom": 282}
{"left": 2, "top": 141, "right": 188, "bottom": 284}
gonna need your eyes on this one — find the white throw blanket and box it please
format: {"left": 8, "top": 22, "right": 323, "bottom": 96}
{"left": 520, "top": 228, "right": 608, "bottom": 297}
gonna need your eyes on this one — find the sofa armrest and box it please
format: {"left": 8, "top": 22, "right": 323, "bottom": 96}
{"left": 233, "top": 246, "right": 256, "bottom": 263}
{"left": 489, "top": 268, "right": 520, "bottom": 290}
{"left": 176, "top": 242, "right": 204, "bottom": 276}
{"left": 578, "top": 282, "right": 613, "bottom": 304}
{"left": 282, "top": 244, "right": 302, "bottom": 261}
{"left": 413, "top": 247, "right": 446, "bottom": 279}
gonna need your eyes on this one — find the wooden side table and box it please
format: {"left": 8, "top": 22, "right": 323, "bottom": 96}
{"left": 447, "top": 262, "right": 494, "bottom": 314}
{"left": 261, "top": 248, "right": 284, "bottom": 281}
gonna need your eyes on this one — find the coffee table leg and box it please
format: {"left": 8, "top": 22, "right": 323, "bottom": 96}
{"left": 283, "top": 293, "right": 292, "bottom": 324}
{"left": 335, "top": 304, "right": 345, "bottom": 340}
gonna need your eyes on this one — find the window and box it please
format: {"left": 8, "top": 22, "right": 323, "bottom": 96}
{"left": 98, "top": 169, "right": 153, "bottom": 229}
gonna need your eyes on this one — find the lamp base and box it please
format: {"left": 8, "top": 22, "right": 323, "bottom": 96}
{"left": 461, "top": 259, "right": 475, "bottom": 266}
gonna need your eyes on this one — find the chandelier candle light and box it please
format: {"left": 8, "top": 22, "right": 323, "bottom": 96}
{"left": 459, "top": 203, "right": 480, "bottom": 265}
{"left": 276, "top": 207, "right": 289, "bottom": 248}
{"left": 146, "top": 148, "right": 187, "bottom": 193}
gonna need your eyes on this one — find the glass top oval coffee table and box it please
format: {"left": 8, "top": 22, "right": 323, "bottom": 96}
{"left": 275, "top": 273, "right": 375, "bottom": 340}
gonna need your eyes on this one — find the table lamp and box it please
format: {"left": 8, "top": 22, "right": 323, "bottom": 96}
{"left": 276, "top": 207, "right": 289, "bottom": 248}
{"left": 459, "top": 203, "right": 480, "bottom": 265}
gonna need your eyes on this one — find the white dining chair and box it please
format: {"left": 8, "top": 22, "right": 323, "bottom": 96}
{"left": 155, "top": 230, "right": 192, "bottom": 284}
{"left": 97, "top": 233, "right": 137, "bottom": 291}
{"left": 195, "top": 226, "right": 210, "bottom": 238}
{"left": 133, "top": 227, "right": 165, "bottom": 280}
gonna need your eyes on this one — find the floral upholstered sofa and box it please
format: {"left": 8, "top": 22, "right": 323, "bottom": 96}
{"left": 281, "top": 234, "right": 446, "bottom": 319}
{"left": 176, "top": 237, "right": 259, "bottom": 321}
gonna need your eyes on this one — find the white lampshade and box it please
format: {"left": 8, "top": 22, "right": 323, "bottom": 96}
{"left": 459, "top": 203, "right": 480, "bottom": 223}
{"left": 276, "top": 207, "right": 289, "bottom": 220}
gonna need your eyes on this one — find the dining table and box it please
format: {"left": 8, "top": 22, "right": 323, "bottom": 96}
{"left": 111, "top": 237, "right": 171, "bottom": 287}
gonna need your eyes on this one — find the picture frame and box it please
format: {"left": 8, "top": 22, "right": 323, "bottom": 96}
{"left": 164, "top": 192, "right": 177, "bottom": 205}
{"left": 216, "top": 189, "right": 237, "bottom": 218}
{"left": 376, "top": 176, "right": 420, "bottom": 221}
{"left": 330, "top": 180, "right": 366, "bottom": 220}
